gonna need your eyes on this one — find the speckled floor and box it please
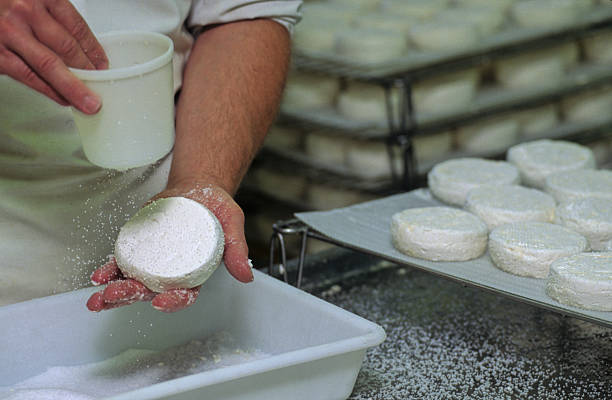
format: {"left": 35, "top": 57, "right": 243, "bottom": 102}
{"left": 304, "top": 252, "right": 611, "bottom": 400}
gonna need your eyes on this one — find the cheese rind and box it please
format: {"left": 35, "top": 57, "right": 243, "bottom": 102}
{"left": 555, "top": 197, "right": 612, "bottom": 251}
{"left": 489, "top": 222, "right": 588, "bottom": 278}
{"left": 465, "top": 185, "right": 556, "bottom": 230}
{"left": 507, "top": 140, "right": 595, "bottom": 189}
{"left": 428, "top": 158, "right": 520, "bottom": 206}
{"left": 391, "top": 207, "right": 488, "bottom": 261}
{"left": 545, "top": 169, "right": 612, "bottom": 204}
{"left": 546, "top": 252, "right": 612, "bottom": 311}
{"left": 115, "top": 197, "right": 225, "bottom": 293}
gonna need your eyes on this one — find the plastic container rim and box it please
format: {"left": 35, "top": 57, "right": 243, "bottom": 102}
{"left": 70, "top": 30, "right": 174, "bottom": 81}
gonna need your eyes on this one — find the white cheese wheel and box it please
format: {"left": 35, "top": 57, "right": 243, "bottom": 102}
{"left": 351, "top": 13, "right": 412, "bottom": 36}
{"left": 456, "top": 0, "right": 516, "bottom": 12}
{"left": 337, "top": 82, "right": 400, "bottom": 124}
{"left": 293, "top": 20, "right": 346, "bottom": 53}
{"left": 495, "top": 50, "right": 565, "bottom": 89}
{"left": 409, "top": 20, "right": 479, "bottom": 51}
{"left": 511, "top": 0, "right": 584, "bottom": 28}
{"left": 489, "top": 222, "right": 588, "bottom": 278}
{"left": 412, "top": 69, "right": 480, "bottom": 116}
{"left": 456, "top": 116, "right": 519, "bottom": 154}
{"left": 428, "top": 158, "right": 520, "bottom": 206}
{"left": 583, "top": 29, "right": 612, "bottom": 63}
{"left": 555, "top": 197, "right": 612, "bottom": 251}
{"left": 413, "top": 131, "right": 454, "bottom": 165}
{"left": 507, "top": 140, "right": 596, "bottom": 189}
{"left": 547, "top": 252, "right": 612, "bottom": 311}
{"left": 437, "top": 6, "right": 506, "bottom": 36}
{"left": 391, "top": 207, "right": 488, "bottom": 261}
{"left": 304, "top": 132, "right": 349, "bottom": 166}
{"left": 282, "top": 72, "right": 339, "bottom": 110}
{"left": 331, "top": 0, "right": 380, "bottom": 11}
{"left": 516, "top": 104, "right": 559, "bottom": 139}
{"left": 115, "top": 197, "right": 225, "bottom": 293}
{"left": 346, "top": 141, "right": 400, "bottom": 179}
{"left": 465, "top": 185, "right": 556, "bottom": 230}
{"left": 335, "top": 28, "right": 407, "bottom": 63}
{"left": 264, "top": 125, "right": 303, "bottom": 151}
{"left": 380, "top": 0, "right": 450, "bottom": 20}
{"left": 545, "top": 169, "right": 612, "bottom": 204}
{"left": 561, "top": 88, "right": 612, "bottom": 123}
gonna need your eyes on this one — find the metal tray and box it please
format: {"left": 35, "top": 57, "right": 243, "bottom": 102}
{"left": 295, "top": 189, "right": 612, "bottom": 328}
{"left": 0, "top": 269, "right": 385, "bottom": 400}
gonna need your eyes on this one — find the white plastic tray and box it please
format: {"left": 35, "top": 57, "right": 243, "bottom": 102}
{"left": 0, "top": 268, "right": 385, "bottom": 399}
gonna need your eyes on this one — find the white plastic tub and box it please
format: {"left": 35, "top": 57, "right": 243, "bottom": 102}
{"left": 0, "top": 269, "right": 385, "bottom": 400}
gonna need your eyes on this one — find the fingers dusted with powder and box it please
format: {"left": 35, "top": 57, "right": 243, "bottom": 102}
{"left": 90, "top": 257, "right": 123, "bottom": 286}
{"left": 152, "top": 288, "right": 200, "bottom": 313}
{"left": 86, "top": 278, "right": 155, "bottom": 312}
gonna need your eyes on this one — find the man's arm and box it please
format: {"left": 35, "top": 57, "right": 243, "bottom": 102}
{"left": 87, "top": 19, "right": 291, "bottom": 312}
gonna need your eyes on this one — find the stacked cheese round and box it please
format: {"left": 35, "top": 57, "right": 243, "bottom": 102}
{"left": 409, "top": 20, "right": 479, "bottom": 52}
{"left": 456, "top": 0, "right": 516, "bottom": 12}
{"left": 545, "top": 169, "right": 612, "bottom": 204}
{"left": 263, "top": 125, "right": 303, "bottom": 151}
{"left": 555, "top": 197, "right": 612, "bottom": 251}
{"left": 547, "top": 252, "right": 612, "bottom": 311}
{"left": 583, "top": 29, "right": 612, "bottom": 64}
{"left": 515, "top": 104, "right": 559, "bottom": 139}
{"left": 115, "top": 197, "right": 225, "bottom": 293}
{"left": 465, "top": 185, "right": 556, "bottom": 230}
{"left": 306, "top": 184, "right": 373, "bottom": 210}
{"left": 346, "top": 141, "right": 398, "bottom": 179}
{"left": 282, "top": 72, "right": 339, "bottom": 110}
{"left": 304, "top": 131, "right": 349, "bottom": 166}
{"left": 380, "top": 0, "right": 450, "bottom": 20}
{"left": 496, "top": 50, "right": 565, "bottom": 89}
{"left": 561, "top": 88, "right": 612, "bottom": 123}
{"left": 456, "top": 116, "right": 519, "bottom": 154}
{"left": 412, "top": 69, "right": 480, "bottom": 116}
{"left": 436, "top": 6, "right": 506, "bottom": 36}
{"left": 251, "top": 167, "right": 307, "bottom": 203}
{"left": 351, "top": 13, "right": 412, "bottom": 36}
{"left": 428, "top": 158, "right": 520, "bottom": 206}
{"left": 413, "top": 131, "right": 453, "bottom": 165}
{"left": 391, "top": 207, "right": 488, "bottom": 261}
{"left": 489, "top": 222, "right": 588, "bottom": 278}
{"left": 335, "top": 28, "right": 407, "bottom": 63}
{"left": 511, "top": 0, "right": 585, "bottom": 28}
{"left": 337, "top": 82, "right": 401, "bottom": 124}
{"left": 507, "top": 140, "right": 596, "bottom": 189}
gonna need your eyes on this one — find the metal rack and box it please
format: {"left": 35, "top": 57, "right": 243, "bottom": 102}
{"left": 272, "top": 6, "right": 612, "bottom": 190}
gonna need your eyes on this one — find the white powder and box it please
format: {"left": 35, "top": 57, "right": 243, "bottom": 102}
{"left": 0, "top": 332, "right": 269, "bottom": 400}
{"left": 115, "top": 197, "right": 224, "bottom": 292}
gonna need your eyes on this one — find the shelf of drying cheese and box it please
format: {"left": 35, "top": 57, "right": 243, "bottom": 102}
{"left": 292, "top": 5, "right": 612, "bottom": 81}
{"left": 256, "top": 117, "right": 612, "bottom": 195}
{"left": 289, "top": 190, "right": 612, "bottom": 328}
{"left": 278, "top": 62, "right": 612, "bottom": 139}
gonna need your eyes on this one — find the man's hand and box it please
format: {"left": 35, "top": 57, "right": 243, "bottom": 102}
{"left": 0, "top": 0, "right": 107, "bottom": 113}
{"left": 86, "top": 182, "right": 253, "bottom": 313}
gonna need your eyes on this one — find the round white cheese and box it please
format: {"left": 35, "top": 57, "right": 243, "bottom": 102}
{"left": 292, "top": 20, "right": 346, "bottom": 53}
{"left": 304, "top": 131, "right": 349, "bottom": 166}
{"left": 437, "top": 6, "right": 506, "bottom": 36}
{"left": 561, "top": 88, "right": 612, "bottom": 123}
{"left": 391, "top": 207, "right": 488, "bottom": 261}
{"left": 516, "top": 104, "right": 559, "bottom": 139}
{"left": 335, "top": 28, "right": 407, "bottom": 63}
{"left": 282, "top": 72, "right": 339, "bottom": 110}
{"left": 409, "top": 20, "right": 479, "bottom": 52}
{"left": 380, "top": 0, "right": 450, "bottom": 20}
{"left": 115, "top": 197, "right": 225, "bottom": 293}
{"left": 250, "top": 167, "right": 307, "bottom": 203}
{"left": 428, "top": 158, "right": 520, "bottom": 206}
{"left": 489, "top": 222, "right": 588, "bottom": 278}
{"left": 511, "top": 0, "right": 584, "bottom": 28}
{"left": 546, "top": 252, "right": 612, "bottom": 311}
{"left": 263, "top": 125, "right": 303, "bottom": 151}
{"left": 583, "top": 29, "right": 612, "bottom": 64}
{"left": 351, "top": 13, "right": 413, "bottom": 36}
{"left": 555, "top": 197, "right": 612, "bottom": 251}
{"left": 412, "top": 69, "right": 480, "bottom": 116}
{"left": 545, "top": 169, "right": 612, "bottom": 204}
{"left": 495, "top": 50, "right": 565, "bottom": 89}
{"left": 337, "top": 82, "right": 400, "bottom": 124}
{"left": 507, "top": 140, "right": 595, "bottom": 189}
{"left": 465, "top": 185, "right": 556, "bottom": 230}
{"left": 346, "top": 141, "right": 396, "bottom": 179}
{"left": 456, "top": 116, "right": 519, "bottom": 154}
{"left": 306, "top": 184, "right": 373, "bottom": 210}
{"left": 413, "top": 131, "right": 454, "bottom": 165}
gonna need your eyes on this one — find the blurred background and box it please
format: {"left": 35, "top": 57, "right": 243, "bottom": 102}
{"left": 236, "top": 0, "right": 612, "bottom": 266}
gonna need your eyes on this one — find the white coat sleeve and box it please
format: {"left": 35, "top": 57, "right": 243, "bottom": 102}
{"left": 188, "top": 0, "right": 302, "bottom": 34}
